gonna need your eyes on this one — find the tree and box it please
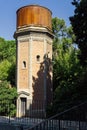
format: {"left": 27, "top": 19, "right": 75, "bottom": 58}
{"left": 0, "top": 38, "right": 17, "bottom": 116}
{"left": 0, "top": 81, "right": 17, "bottom": 116}
{"left": 0, "top": 38, "right": 16, "bottom": 62}
{"left": 70, "top": 0, "right": 87, "bottom": 66}
{"left": 52, "top": 17, "right": 84, "bottom": 113}
{"left": 0, "top": 37, "right": 16, "bottom": 86}
{"left": 0, "top": 60, "right": 11, "bottom": 81}
{"left": 69, "top": 0, "right": 87, "bottom": 106}
{"left": 52, "top": 18, "right": 76, "bottom": 90}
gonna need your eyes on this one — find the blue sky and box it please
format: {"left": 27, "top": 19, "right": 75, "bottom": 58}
{"left": 0, "top": 0, "right": 74, "bottom": 40}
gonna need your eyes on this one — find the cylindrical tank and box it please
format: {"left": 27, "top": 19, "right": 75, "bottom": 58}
{"left": 16, "top": 5, "right": 52, "bottom": 31}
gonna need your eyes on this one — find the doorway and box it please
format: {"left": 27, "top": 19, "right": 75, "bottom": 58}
{"left": 21, "top": 98, "right": 27, "bottom": 117}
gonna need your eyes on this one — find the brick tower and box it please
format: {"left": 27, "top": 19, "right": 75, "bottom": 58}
{"left": 14, "top": 5, "right": 54, "bottom": 118}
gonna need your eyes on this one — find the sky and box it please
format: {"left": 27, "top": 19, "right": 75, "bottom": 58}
{"left": 0, "top": 0, "right": 75, "bottom": 40}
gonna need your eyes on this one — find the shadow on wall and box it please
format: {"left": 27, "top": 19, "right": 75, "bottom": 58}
{"left": 27, "top": 54, "right": 53, "bottom": 118}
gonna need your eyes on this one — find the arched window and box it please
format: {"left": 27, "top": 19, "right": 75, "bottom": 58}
{"left": 23, "top": 61, "right": 26, "bottom": 68}
{"left": 36, "top": 55, "right": 40, "bottom": 62}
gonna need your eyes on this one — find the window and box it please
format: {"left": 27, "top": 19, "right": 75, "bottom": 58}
{"left": 36, "top": 55, "right": 40, "bottom": 62}
{"left": 23, "top": 61, "right": 26, "bottom": 68}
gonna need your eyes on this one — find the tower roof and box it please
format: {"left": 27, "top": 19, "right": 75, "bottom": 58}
{"left": 16, "top": 4, "right": 52, "bottom": 31}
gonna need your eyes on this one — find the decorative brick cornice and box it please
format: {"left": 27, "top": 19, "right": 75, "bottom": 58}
{"left": 14, "top": 26, "right": 54, "bottom": 39}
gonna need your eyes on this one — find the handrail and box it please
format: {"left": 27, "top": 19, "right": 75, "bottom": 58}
{"left": 28, "top": 101, "right": 87, "bottom": 130}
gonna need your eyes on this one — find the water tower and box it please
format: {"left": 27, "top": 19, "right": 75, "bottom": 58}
{"left": 14, "top": 4, "right": 54, "bottom": 118}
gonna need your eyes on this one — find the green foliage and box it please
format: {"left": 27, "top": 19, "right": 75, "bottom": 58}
{"left": 53, "top": 41, "right": 81, "bottom": 103}
{"left": 52, "top": 17, "right": 87, "bottom": 114}
{"left": 0, "top": 37, "right": 16, "bottom": 86}
{"left": 0, "top": 60, "right": 11, "bottom": 80}
{"left": 0, "top": 37, "right": 17, "bottom": 116}
{"left": 52, "top": 17, "right": 66, "bottom": 37}
{"left": 0, "top": 81, "right": 17, "bottom": 100}
{"left": 7, "top": 62, "right": 16, "bottom": 86}
{"left": 0, "top": 38, "right": 16, "bottom": 61}
{"left": 0, "top": 81, "right": 17, "bottom": 116}
{"left": 70, "top": 0, "right": 87, "bottom": 66}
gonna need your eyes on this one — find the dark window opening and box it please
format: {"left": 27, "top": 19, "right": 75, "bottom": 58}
{"left": 23, "top": 61, "right": 26, "bottom": 68}
{"left": 36, "top": 55, "right": 40, "bottom": 62}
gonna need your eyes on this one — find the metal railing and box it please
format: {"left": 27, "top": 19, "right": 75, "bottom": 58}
{"left": 28, "top": 101, "right": 87, "bottom": 130}
{"left": 0, "top": 100, "right": 87, "bottom": 130}
{"left": 0, "top": 100, "right": 45, "bottom": 125}
{"left": 17, "top": 99, "right": 46, "bottom": 119}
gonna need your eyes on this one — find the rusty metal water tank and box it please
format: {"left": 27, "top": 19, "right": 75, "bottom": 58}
{"left": 16, "top": 5, "right": 52, "bottom": 31}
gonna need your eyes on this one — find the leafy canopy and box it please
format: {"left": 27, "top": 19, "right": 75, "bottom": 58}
{"left": 70, "top": 0, "right": 87, "bottom": 66}
{"left": 51, "top": 17, "right": 86, "bottom": 114}
{"left": 0, "top": 81, "right": 17, "bottom": 116}
{"left": 0, "top": 37, "right": 16, "bottom": 85}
